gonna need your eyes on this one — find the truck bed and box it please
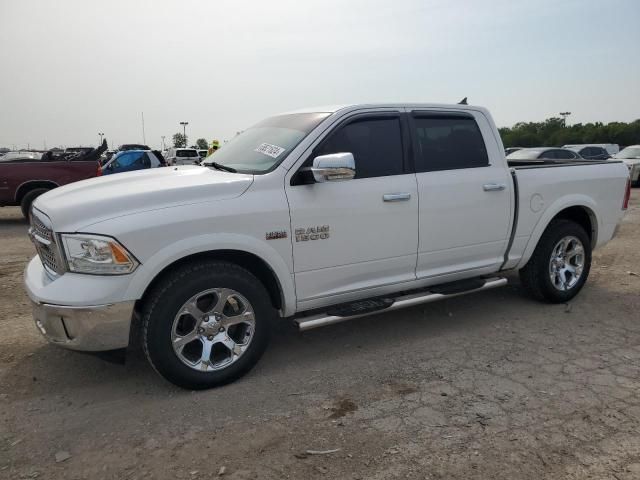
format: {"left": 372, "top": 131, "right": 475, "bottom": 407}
{"left": 502, "top": 160, "right": 629, "bottom": 271}
{"left": 507, "top": 159, "right": 622, "bottom": 169}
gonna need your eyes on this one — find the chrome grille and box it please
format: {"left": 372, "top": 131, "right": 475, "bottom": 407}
{"left": 29, "top": 209, "right": 64, "bottom": 275}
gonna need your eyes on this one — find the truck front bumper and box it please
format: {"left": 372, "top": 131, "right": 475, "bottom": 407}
{"left": 24, "top": 256, "right": 137, "bottom": 351}
{"left": 31, "top": 300, "right": 135, "bottom": 351}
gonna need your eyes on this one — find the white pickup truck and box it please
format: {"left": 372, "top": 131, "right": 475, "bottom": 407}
{"left": 24, "top": 103, "right": 631, "bottom": 389}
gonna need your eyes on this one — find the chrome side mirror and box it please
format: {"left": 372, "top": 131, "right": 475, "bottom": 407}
{"left": 311, "top": 153, "right": 356, "bottom": 183}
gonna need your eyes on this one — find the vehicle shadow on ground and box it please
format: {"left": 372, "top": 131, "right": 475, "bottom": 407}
{"left": 4, "top": 275, "right": 617, "bottom": 402}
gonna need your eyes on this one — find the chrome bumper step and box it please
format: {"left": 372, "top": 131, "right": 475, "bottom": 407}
{"left": 294, "top": 277, "right": 508, "bottom": 332}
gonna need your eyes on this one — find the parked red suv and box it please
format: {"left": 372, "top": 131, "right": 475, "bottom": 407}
{"left": 0, "top": 143, "right": 105, "bottom": 218}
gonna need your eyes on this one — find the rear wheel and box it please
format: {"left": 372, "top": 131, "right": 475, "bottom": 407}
{"left": 20, "top": 188, "right": 49, "bottom": 219}
{"left": 142, "top": 260, "right": 273, "bottom": 389}
{"left": 519, "top": 219, "right": 591, "bottom": 303}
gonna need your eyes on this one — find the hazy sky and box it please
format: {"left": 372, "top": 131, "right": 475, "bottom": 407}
{"left": 1, "top": 0, "right": 639, "bottom": 150}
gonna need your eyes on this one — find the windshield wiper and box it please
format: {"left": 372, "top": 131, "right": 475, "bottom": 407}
{"left": 208, "top": 162, "right": 237, "bottom": 173}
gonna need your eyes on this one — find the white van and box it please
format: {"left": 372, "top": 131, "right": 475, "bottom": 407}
{"left": 165, "top": 148, "right": 201, "bottom": 166}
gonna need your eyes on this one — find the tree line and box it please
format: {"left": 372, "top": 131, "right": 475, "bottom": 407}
{"left": 499, "top": 118, "right": 640, "bottom": 148}
{"left": 172, "top": 133, "right": 209, "bottom": 150}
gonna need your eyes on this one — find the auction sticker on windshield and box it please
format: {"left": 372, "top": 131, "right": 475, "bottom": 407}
{"left": 255, "top": 143, "right": 286, "bottom": 159}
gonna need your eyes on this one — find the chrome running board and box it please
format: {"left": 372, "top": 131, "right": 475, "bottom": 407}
{"left": 295, "top": 277, "right": 508, "bottom": 332}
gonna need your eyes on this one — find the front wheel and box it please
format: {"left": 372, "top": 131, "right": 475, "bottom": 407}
{"left": 142, "top": 261, "right": 273, "bottom": 389}
{"left": 519, "top": 219, "right": 592, "bottom": 303}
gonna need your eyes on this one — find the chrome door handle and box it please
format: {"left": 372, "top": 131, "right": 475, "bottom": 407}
{"left": 483, "top": 183, "right": 506, "bottom": 192}
{"left": 383, "top": 193, "right": 411, "bottom": 202}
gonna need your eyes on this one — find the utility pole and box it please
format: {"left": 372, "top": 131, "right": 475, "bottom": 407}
{"left": 161, "top": 136, "right": 166, "bottom": 151}
{"left": 179, "top": 121, "right": 189, "bottom": 147}
{"left": 559, "top": 112, "right": 571, "bottom": 127}
{"left": 98, "top": 132, "right": 105, "bottom": 145}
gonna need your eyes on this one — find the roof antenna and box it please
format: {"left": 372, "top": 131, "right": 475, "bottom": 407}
{"left": 458, "top": 97, "right": 468, "bottom": 105}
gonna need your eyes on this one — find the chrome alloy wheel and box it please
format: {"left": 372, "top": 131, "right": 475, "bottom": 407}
{"left": 171, "top": 288, "right": 256, "bottom": 372}
{"left": 548, "top": 235, "right": 585, "bottom": 291}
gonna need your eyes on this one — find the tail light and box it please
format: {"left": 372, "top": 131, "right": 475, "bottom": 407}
{"left": 96, "top": 164, "right": 102, "bottom": 177}
{"left": 622, "top": 178, "right": 631, "bottom": 210}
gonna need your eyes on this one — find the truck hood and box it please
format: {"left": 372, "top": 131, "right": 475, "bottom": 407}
{"left": 33, "top": 166, "right": 253, "bottom": 231}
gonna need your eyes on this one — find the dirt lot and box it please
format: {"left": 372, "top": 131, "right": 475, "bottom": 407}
{"left": 1, "top": 192, "right": 639, "bottom": 480}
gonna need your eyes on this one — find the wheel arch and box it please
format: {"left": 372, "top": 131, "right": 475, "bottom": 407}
{"left": 138, "top": 249, "right": 285, "bottom": 310}
{"left": 517, "top": 197, "right": 599, "bottom": 269}
{"left": 15, "top": 180, "right": 59, "bottom": 203}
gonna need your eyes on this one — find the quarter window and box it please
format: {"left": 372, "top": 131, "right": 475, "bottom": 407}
{"left": 314, "top": 117, "right": 404, "bottom": 179}
{"left": 411, "top": 116, "right": 489, "bottom": 172}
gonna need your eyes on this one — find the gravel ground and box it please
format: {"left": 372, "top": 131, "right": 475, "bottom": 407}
{"left": 1, "top": 191, "right": 639, "bottom": 480}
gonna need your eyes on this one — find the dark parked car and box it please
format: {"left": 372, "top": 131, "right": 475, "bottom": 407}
{"left": 506, "top": 147, "right": 582, "bottom": 162}
{"left": 118, "top": 144, "right": 151, "bottom": 151}
{"left": 565, "top": 145, "right": 610, "bottom": 160}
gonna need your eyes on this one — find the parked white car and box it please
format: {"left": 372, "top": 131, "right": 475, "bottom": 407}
{"left": 612, "top": 145, "right": 640, "bottom": 185}
{"left": 165, "top": 148, "right": 200, "bottom": 166}
{"left": 24, "top": 103, "right": 631, "bottom": 389}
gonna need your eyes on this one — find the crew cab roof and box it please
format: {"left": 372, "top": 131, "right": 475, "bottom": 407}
{"left": 280, "top": 103, "right": 489, "bottom": 115}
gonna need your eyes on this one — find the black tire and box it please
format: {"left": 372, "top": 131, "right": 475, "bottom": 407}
{"left": 20, "top": 188, "right": 49, "bottom": 219}
{"left": 142, "top": 260, "right": 273, "bottom": 389}
{"left": 519, "top": 219, "right": 592, "bottom": 303}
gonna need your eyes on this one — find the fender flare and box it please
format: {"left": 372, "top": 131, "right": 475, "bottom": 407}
{"left": 516, "top": 194, "right": 599, "bottom": 269}
{"left": 124, "top": 233, "right": 296, "bottom": 316}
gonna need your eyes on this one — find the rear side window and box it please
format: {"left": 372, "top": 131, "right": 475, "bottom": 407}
{"left": 411, "top": 115, "right": 489, "bottom": 172}
{"left": 314, "top": 116, "right": 404, "bottom": 179}
{"left": 177, "top": 150, "right": 198, "bottom": 157}
{"left": 554, "top": 149, "right": 576, "bottom": 160}
{"left": 580, "top": 147, "right": 593, "bottom": 157}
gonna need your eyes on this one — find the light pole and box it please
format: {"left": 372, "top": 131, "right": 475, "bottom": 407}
{"left": 179, "top": 121, "right": 189, "bottom": 147}
{"left": 161, "top": 136, "right": 166, "bottom": 151}
{"left": 559, "top": 112, "right": 571, "bottom": 127}
{"left": 98, "top": 132, "right": 105, "bottom": 145}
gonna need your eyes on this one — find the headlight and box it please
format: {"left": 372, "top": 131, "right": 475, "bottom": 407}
{"left": 60, "top": 234, "right": 139, "bottom": 275}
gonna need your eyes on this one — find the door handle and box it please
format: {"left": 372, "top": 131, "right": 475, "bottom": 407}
{"left": 483, "top": 183, "right": 506, "bottom": 192}
{"left": 383, "top": 193, "right": 411, "bottom": 202}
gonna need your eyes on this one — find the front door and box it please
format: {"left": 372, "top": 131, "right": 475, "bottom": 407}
{"left": 286, "top": 112, "right": 419, "bottom": 310}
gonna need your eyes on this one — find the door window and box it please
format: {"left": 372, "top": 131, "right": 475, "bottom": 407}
{"left": 411, "top": 115, "right": 489, "bottom": 172}
{"left": 580, "top": 147, "right": 594, "bottom": 158}
{"left": 539, "top": 150, "right": 557, "bottom": 159}
{"left": 112, "top": 151, "right": 145, "bottom": 169}
{"left": 554, "top": 149, "right": 576, "bottom": 159}
{"left": 313, "top": 116, "right": 404, "bottom": 179}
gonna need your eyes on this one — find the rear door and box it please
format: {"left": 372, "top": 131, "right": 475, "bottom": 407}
{"left": 286, "top": 112, "right": 418, "bottom": 308}
{"left": 409, "top": 110, "right": 511, "bottom": 279}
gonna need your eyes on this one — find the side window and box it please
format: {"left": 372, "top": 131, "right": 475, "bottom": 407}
{"left": 118, "top": 152, "right": 144, "bottom": 167}
{"left": 540, "top": 150, "right": 556, "bottom": 159}
{"left": 314, "top": 117, "right": 404, "bottom": 179}
{"left": 580, "top": 147, "right": 593, "bottom": 158}
{"left": 411, "top": 115, "right": 489, "bottom": 172}
{"left": 143, "top": 153, "right": 152, "bottom": 167}
{"left": 555, "top": 150, "right": 574, "bottom": 160}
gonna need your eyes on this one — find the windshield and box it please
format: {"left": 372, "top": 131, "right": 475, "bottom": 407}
{"left": 177, "top": 150, "right": 198, "bottom": 157}
{"left": 203, "top": 112, "right": 331, "bottom": 173}
{"left": 506, "top": 149, "right": 543, "bottom": 160}
{"left": 616, "top": 147, "right": 640, "bottom": 159}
